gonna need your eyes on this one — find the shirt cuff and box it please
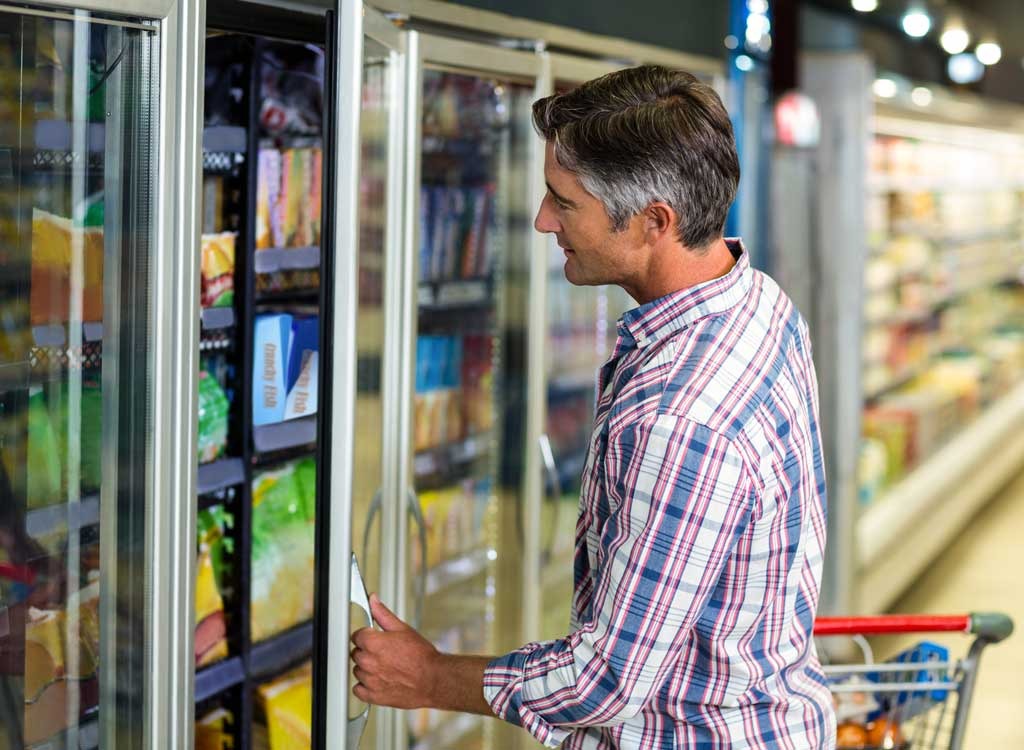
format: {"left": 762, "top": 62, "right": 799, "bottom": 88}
{"left": 483, "top": 645, "right": 572, "bottom": 748}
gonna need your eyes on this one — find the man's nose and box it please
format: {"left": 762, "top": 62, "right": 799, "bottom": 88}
{"left": 534, "top": 196, "right": 561, "bottom": 234}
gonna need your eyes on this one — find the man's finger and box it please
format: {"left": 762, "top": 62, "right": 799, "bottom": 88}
{"left": 353, "top": 682, "right": 371, "bottom": 703}
{"left": 351, "top": 626, "right": 370, "bottom": 648}
{"left": 353, "top": 665, "right": 372, "bottom": 687}
{"left": 369, "top": 593, "right": 409, "bottom": 632}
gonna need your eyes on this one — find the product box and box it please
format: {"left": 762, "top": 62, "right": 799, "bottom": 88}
{"left": 253, "top": 313, "right": 293, "bottom": 426}
{"left": 201, "top": 232, "right": 236, "bottom": 309}
{"left": 257, "top": 662, "right": 312, "bottom": 750}
{"left": 284, "top": 316, "right": 319, "bottom": 421}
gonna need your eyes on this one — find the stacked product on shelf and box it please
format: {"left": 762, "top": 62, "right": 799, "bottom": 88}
{"left": 196, "top": 708, "right": 236, "bottom": 750}
{"left": 411, "top": 478, "right": 492, "bottom": 573}
{"left": 250, "top": 458, "right": 316, "bottom": 642}
{"left": 413, "top": 334, "right": 493, "bottom": 453}
{"left": 22, "top": 576, "right": 101, "bottom": 746}
{"left": 254, "top": 662, "right": 313, "bottom": 750}
{"left": 418, "top": 185, "right": 495, "bottom": 283}
{"left": 196, "top": 505, "right": 234, "bottom": 667}
{"left": 858, "top": 131, "right": 1024, "bottom": 508}
{"left": 252, "top": 314, "right": 320, "bottom": 427}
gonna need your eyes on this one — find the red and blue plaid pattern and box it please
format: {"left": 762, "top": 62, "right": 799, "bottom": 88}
{"left": 484, "top": 241, "right": 836, "bottom": 749}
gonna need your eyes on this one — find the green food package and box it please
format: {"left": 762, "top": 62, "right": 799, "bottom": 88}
{"left": 292, "top": 457, "right": 317, "bottom": 523}
{"left": 197, "top": 371, "right": 230, "bottom": 464}
{"left": 26, "top": 382, "right": 103, "bottom": 509}
{"left": 27, "top": 389, "right": 62, "bottom": 509}
{"left": 251, "top": 463, "right": 315, "bottom": 642}
{"left": 197, "top": 504, "right": 235, "bottom": 593}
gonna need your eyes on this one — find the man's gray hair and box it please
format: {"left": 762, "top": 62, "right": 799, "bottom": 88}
{"left": 532, "top": 65, "right": 740, "bottom": 252}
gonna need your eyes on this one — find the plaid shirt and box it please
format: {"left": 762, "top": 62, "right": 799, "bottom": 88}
{"left": 484, "top": 241, "right": 836, "bottom": 749}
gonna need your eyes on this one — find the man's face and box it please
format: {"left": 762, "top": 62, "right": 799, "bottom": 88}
{"left": 534, "top": 141, "right": 644, "bottom": 287}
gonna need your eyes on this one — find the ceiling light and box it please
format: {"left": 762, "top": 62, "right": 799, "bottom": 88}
{"left": 940, "top": 26, "right": 970, "bottom": 55}
{"left": 976, "top": 41, "right": 1002, "bottom": 66}
{"left": 736, "top": 55, "right": 754, "bottom": 72}
{"left": 911, "top": 86, "right": 933, "bottom": 106}
{"left": 872, "top": 78, "right": 898, "bottom": 98}
{"left": 948, "top": 53, "right": 984, "bottom": 84}
{"left": 902, "top": 9, "right": 932, "bottom": 38}
{"left": 851, "top": 0, "right": 878, "bottom": 11}
{"left": 747, "top": 0, "right": 769, "bottom": 13}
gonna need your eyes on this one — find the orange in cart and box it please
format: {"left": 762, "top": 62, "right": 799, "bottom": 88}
{"left": 836, "top": 721, "right": 869, "bottom": 749}
{"left": 867, "top": 718, "right": 905, "bottom": 748}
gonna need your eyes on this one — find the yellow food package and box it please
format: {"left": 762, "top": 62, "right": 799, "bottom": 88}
{"left": 257, "top": 662, "right": 312, "bottom": 750}
{"left": 196, "top": 708, "right": 235, "bottom": 750}
{"left": 30, "top": 209, "right": 104, "bottom": 325}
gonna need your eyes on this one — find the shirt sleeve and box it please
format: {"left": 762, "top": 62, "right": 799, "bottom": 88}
{"left": 483, "top": 415, "right": 757, "bottom": 745}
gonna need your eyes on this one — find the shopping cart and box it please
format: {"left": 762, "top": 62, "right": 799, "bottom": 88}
{"left": 814, "top": 613, "right": 1014, "bottom": 750}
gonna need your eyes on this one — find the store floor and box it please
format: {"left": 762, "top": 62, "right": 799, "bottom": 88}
{"left": 875, "top": 469, "right": 1024, "bottom": 748}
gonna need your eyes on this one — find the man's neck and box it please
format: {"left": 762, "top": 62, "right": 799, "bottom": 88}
{"left": 625, "top": 237, "right": 737, "bottom": 305}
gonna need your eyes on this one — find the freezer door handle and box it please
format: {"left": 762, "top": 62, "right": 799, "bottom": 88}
{"left": 348, "top": 553, "right": 372, "bottom": 748}
{"left": 407, "top": 489, "right": 428, "bottom": 628}
{"left": 361, "top": 488, "right": 428, "bottom": 628}
{"left": 538, "top": 434, "right": 563, "bottom": 566}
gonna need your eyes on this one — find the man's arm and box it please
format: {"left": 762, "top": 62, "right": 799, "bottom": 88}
{"left": 350, "top": 595, "right": 494, "bottom": 716}
{"left": 353, "top": 416, "right": 756, "bottom": 745}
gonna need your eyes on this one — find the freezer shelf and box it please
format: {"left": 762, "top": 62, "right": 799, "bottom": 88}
{"left": 856, "top": 380, "right": 1024, "bottom": 612}
{"left": 196, "top": 656, "right": 245, "bottom": 704}
{"left": 26, "top": 495, "right": 100, "bottom": 538}
{"left": 250, "top": 621, "right": 314, "bottom": 681}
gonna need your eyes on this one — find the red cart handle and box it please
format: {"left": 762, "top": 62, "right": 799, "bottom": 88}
{"left": 814, "top": 613, "right": 1014, "bottom": 644}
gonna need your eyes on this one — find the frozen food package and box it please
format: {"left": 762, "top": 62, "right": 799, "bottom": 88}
{"left": 23, "top": 578, "right": 101, "bottom": 745}
{"left": 251, "top": 463, "right": 315, "bottom": 641}
{"left": 26, "top": 383, "right": 103, "bottom": 510}
{"left": 198, "top": 371, "right": 230, "bottom": 463}
{"left": 196, "top": 505, "right": 233, "bottom": 667}
{"left": 309, "top": 148, "right": 323, "bottom": 245}
{"left": 196, "top": 708, "right": 235, "bottom": 750}
{"left": 284, "top": 316, "right": 319, "bottom": 421}
{"left": 201, "top": 232, "right": 236, "bottom": 309}
{"left": 256, "top": 662, "right": 312, "bottom": 750}
{"left": 30, "top": 209, "right": 104, "bottom": 325}
{"left": 195, "top": 546, "right": 229, "bottom": 667}
{"left": 292, "top": 148, "right": 314, "bottom": 248}
{"left": 256, "top": 149, "right": 282, "bottom": 250}
{"left": 253, "top": 314, "right": 294, "bottom": 426}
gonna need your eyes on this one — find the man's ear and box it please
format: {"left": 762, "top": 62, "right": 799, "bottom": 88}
{"left": 644, "top": 202, "right": 677, "bottom": 243}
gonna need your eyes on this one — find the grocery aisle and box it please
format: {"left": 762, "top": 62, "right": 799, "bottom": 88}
{"left": 876, "top": 470, "right": 1024, "bottom": 748}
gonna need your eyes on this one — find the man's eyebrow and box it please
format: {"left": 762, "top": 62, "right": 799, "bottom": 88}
{"left": 546, "top": 181, "right": 577, "bottom": 208}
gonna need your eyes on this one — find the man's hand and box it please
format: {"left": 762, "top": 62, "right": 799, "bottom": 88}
{"left": 350, "top": 594, "right": 495, "bottom": 716}
{"left": 350, "top": 594, "right": 442, "bottom": 709}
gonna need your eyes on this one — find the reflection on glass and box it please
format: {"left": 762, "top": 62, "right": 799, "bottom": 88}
{"left": 0, "top": 9, "right": 155, "bottom": 750}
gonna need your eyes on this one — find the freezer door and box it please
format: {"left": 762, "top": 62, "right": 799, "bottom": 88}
{"left": 0, "top": 2, "right": 165, "bottom": 745}
{"left": 400, "top": 35, "right": 542, "bottom": 750}
{"left": 313, "top": 3, "right": 406, "bottom": 749}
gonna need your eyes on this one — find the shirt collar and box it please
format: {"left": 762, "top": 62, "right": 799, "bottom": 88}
{"left": 615, "top": 238, "right": 752, "bottom": 353}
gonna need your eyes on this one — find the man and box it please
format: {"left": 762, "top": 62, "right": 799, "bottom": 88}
{"left": 352, "top": 65, "right": 836, "bottom": 749}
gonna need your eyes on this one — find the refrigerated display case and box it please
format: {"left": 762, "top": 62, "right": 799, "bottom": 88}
{"left": 0, "top": 1, "right": 203, "bottom": 748}
{"left": 190, "top": 5, "right": 409, "bottom": 750}
{"left": 797, "top": 55, "right": 1024, "bottom": 616}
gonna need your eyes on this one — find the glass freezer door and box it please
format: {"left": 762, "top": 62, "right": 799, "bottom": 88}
{"left": 0, "top": 5, "right": 158, "bottom": 749}
{"left": 313, "top": 3, "right": 405, "bottom": 750}
{"left": 403, "top": 36, "right": 541, "bottom": 750}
